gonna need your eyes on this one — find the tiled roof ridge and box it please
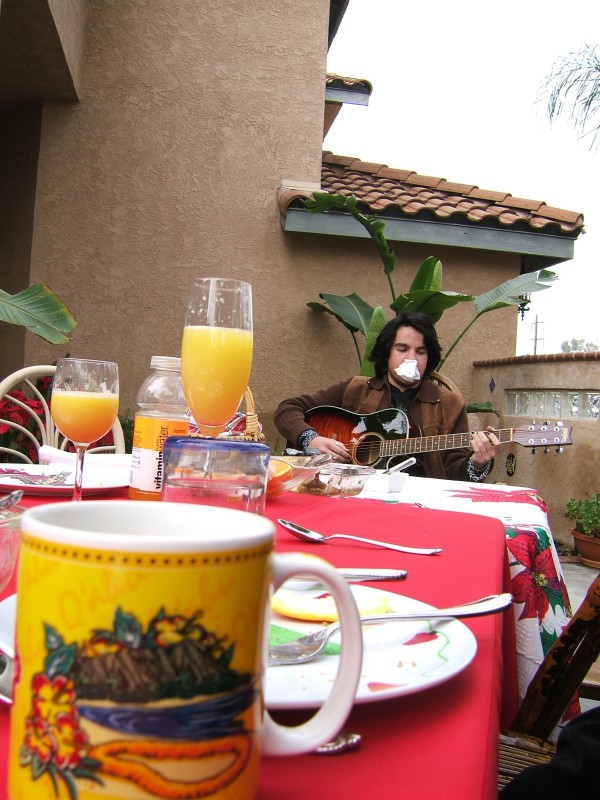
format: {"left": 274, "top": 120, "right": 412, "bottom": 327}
{"left": 321, "top": 152, "right": 584, "bottom": 228}
{"left": 473, "top": 352, "right": 600, "bottom": 366}
{"left": 277, "top": 153, "right": 584, "bottom": 236}
{"left": 325, "top": 74, "right": 373, "bottom": 93}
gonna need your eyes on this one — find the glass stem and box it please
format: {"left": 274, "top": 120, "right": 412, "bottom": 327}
{"left": 72, "top": 445, "right": 87, "bottom": 502}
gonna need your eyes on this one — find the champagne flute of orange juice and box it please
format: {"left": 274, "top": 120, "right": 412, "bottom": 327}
{"left": 181, "top": 278, "right": 253, "bottom": 436}
{"left": 51, "top": 358, "right": 119, "bottom": 501}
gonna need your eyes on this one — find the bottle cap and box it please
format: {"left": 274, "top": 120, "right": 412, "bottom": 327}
{"left": 150, "top": 356, "right": 181, "bottom": 372}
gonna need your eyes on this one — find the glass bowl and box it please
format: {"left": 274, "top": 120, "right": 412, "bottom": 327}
{"left": 266, "top": 455, "right": 332, "bottom": 498}
{"left": 294, "top": 463, "right": 376, "bottom": 497}
{"left": 0, "top": 506, "right": 23, "bottom": 593}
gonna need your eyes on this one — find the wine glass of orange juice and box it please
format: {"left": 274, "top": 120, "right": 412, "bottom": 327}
{"left": 51, "top": 358, "right": 119, "bottom": 501}
{"left": 181, "top": 278, "right": 253, "bottom": 436}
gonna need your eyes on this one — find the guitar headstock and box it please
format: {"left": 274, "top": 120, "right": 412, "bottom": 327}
{"left": 513, "top": 421, "right": 573, "bottom": 449}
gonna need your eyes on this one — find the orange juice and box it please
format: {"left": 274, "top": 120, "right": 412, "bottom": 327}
{"left": 51, "top": 390, "right": 119, "bottom": 444}
{"left": 181, "top": 325, "right": 253, "bottom": 434}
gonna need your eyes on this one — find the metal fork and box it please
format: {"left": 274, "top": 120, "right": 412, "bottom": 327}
{"left": 268, "top": 593, "right": 512, "bottom": 665}
{"left": 1, "top": 470, "right": 71, "bottom": 486}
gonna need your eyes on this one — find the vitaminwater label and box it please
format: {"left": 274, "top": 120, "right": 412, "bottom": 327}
{"left": 130, "top": 417, "right": 189, "bottom": 493}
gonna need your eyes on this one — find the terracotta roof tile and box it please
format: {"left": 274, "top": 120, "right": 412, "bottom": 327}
{"left": 348, "top": 159, "right": 387, "bottom": 174}
{"left": 278, "top": 154, "right": 584, "bottom": 236}
{"left": 437, "top": 180, "right": 477, "bottom": 194}
{"left": 323, "top": 153, "right": 357, "bottom": 167}
{"left": 537, "top": 206, "right": 584, "bottom": 224}
{"left": 326, "top": 73, "right": 373, "bottom": 94}
{"left": 378, "top": 167, "right": 417, "bottom": 181}
{"left": 467, "top": 188, "right": 510, "bottom": 202}
{"left": 279, "top": 152, "right": 584, "bottom": 235}
{"left": 403, "top": 173, "right": 446, "bottom": 188}
{"left": 501, "top": 196, "right": 544, "bottom": 212}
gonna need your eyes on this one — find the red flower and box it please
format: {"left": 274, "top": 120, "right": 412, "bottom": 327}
{"left": 506, "top": 527, "right": 567, "bottom": 620}
{"left": 23, "top": 673, "right": 89, "bottom": 773}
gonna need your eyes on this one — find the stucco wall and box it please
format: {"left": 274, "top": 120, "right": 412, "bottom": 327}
{"left": 4, "top": 0, "right": 524, "bottom": 443}
{"left": 46, "top": 0, "right": 87, "bottom": 95}
{"left": 22, "top": 0, "right": 331, "bottom": 414}
{"left": 471, "top": 353, "right": 600, "bottom": 543}
{"left": 0, "top": 102, "right": 42, "bottom": 373}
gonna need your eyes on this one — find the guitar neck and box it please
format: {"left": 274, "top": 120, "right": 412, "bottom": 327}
{"left": 380, "top": 428, "right": 515, "bottom": 458}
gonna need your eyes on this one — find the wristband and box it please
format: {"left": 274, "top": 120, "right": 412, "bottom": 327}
{"left": 467, "top": 458, "right": 492, "bottom": 482}
{"left": 297, "top": 428, "right": 319, "bottom": 450}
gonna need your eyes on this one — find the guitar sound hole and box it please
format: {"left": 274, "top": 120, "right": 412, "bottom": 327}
{"left": 354, "top": 435, "right": 382, "bottom": 467}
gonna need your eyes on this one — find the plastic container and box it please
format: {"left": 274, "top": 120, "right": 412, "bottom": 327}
{"left": 296, "top": 463, "right": 376, "bottom": 497}
{"left": 128, "top": 356, "right": 189, "bottom": 500}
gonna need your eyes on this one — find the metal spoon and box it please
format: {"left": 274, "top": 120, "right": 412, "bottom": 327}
{"left": 277, "top": 519, "right": 442, "bottom": 555}
{"left": 315, "top": 731, "right": 362, "bottom": 754}
{"left": 0, "top": 490, "right": 23, "bottom": 512}
{"left": 383, "top": 457, "right": 416, "bottom": 475}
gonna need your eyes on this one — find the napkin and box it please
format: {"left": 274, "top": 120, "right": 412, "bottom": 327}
{"left": 38, "top": 446, "right": 132, "bottom": 483}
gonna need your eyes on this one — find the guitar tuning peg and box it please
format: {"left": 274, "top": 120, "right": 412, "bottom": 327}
{"left": 556, "top": 446, "right": 564, "bottom": 454}
{"left": 544, "top": 447, "right": 549, "bottom": 454}
{"left": 531, "top": 448, "right": 536, "bottom": 455}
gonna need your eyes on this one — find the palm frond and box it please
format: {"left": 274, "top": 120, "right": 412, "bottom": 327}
{"left": 540, "top": 44, "right": 600, "bottom": 149}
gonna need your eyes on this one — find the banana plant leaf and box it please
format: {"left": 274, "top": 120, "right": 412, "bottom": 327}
{"left": 0, "top": 285, "right": 77, "bottom": 344}
{"left": 391, "top": 289, "right": 474, "bottom": 322}
{"left": 473, "top": 269, "right": 557, "bottom": 315}
{"left": 466, "top": 401, "right": 500, "bottom": 417}
{"left": 408, "top": 256, "right": 443, "bottom": 292}
{"left": 307, "top": 292, "right": 375, "bottom": 335}
{"left": 359, "top": 306, "right": 388, "bottom": 376}
{"left": 304, "top": 192, "right": 396, "bottom": 280}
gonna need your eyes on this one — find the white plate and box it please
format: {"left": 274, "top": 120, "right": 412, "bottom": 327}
{"left": 0, "top": 464, "right": 129, "bottom": 496}
{"left": 0, "top": 590, "right": 478, "bottom": 709}
{"left": 0, "top": 593, "right": 15, "bottom": 659}
{"left": 265, "top": 587, "right": 477, "bottom": 709}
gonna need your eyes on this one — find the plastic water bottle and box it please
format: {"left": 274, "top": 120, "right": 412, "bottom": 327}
{"left": 128, "top": 356, "right": 189, "bottom": 500}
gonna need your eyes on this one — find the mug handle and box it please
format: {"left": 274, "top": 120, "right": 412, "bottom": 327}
{"left": 261, "top": 552, "right": 363, "bottom": 755}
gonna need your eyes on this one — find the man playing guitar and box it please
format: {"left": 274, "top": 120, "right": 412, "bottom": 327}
{"left": 274, "top": 312, "right": 499, "bottom": 481}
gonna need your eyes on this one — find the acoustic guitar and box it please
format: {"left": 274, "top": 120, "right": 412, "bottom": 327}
{"left": 305, "top": 406, "right": 573, "bottom": 469}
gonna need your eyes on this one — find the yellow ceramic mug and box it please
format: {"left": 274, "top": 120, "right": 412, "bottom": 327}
{"left": 8, "top": 501, "right": 362, "bottom": 800}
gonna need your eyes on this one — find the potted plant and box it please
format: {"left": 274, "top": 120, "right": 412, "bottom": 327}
{"left": 565, "top": 493, "right": 600, "bottom": 567}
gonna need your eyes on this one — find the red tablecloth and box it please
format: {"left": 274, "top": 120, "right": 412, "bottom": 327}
{"left": 0, "top": 489, "right": 515, "bottom": 800}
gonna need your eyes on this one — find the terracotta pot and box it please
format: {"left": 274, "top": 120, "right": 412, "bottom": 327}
{"left": 572, "top": 530, "right": 600, "bottom": 569}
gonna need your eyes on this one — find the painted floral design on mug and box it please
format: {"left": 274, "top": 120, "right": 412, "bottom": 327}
{"left": 19, "top": 606, "right": 257, "bottom": 799}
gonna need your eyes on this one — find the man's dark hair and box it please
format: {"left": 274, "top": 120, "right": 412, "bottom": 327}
{"left": 369, "top": 312, "right": 442, "bottom": 379}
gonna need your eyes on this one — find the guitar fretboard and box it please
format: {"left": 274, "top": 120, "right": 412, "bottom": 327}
{"left": 379, "top": 429, "right": 515, "bottom": 457}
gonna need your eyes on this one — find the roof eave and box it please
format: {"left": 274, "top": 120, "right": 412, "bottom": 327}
{"left": 280, "top": 208, "right": 577, "bottom": 269}
{"left": 325, "top": 87, "right": 370, "bottom": 106}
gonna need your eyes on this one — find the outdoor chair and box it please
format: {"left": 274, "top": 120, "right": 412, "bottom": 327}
{"left": 498, "top": 572, "right": 600, "bottom": 790}
{"left": 429, "top": 370, "right": 461, "bottom": 395}
{"left": 0, "top": 365, "right": 125, "bottom": 462}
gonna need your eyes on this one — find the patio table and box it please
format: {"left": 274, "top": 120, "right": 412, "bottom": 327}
{"left": 0, "top": 487, "right": 513, "bottom": 799}
{"left": 359, "top": 474, "right": 575, "bottom": 704}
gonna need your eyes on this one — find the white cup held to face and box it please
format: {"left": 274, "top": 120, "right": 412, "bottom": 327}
{"left": 9, "top": 501, "right": 362, "bottom": 800}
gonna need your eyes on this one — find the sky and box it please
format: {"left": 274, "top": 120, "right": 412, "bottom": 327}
{"left": 324, "top": 0, "right": 599, "bottom": 354}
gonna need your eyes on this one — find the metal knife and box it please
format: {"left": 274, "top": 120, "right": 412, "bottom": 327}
{"left": 283, "top": 568, "right": 407, "bottom": 590}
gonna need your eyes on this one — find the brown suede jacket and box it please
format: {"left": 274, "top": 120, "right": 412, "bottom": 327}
{"left": 273, "top": 374, "right": 474, "bottom": 481}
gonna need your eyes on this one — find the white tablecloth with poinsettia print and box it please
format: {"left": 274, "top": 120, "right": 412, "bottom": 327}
{"left": 359, "top": 475, "right": 575, "bottom": 711}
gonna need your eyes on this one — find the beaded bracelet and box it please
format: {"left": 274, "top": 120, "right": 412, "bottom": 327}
{"left": 467, "top": 458, "right": 492, "bottom": 482}
{"left": 297, "top": 428, "right": 319, "bottom": 450}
